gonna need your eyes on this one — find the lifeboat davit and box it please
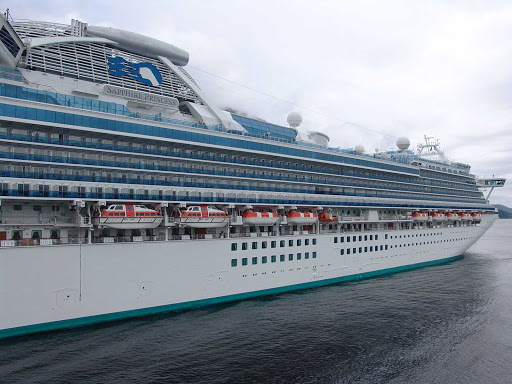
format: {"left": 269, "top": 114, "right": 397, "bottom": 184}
{"left": 446, "top": 212, "right": 460, "bottom": 221}
{"left": 412, "top": 212, "right": 429, "bottom": 221}
{"left": 471, "top": 212, "right": 482, "bottom": 221}
{"left": 180, "top": 206, "right": 229, "bottom": 228}
{"left": 459, "top": 212, "right": 472, "bottom": 220}
{"left": 430, "top": 212, "right": 446, "bottom": 222}
{"left": 287, "top": 211, "right": 318, "bottom": 224}
{"left": 318, "top": 211, "right": 338, "bottom": 222}
{"left": 242, "top": 210, "right": 279, "bottom": 225}
{"left": 94, "top": 204, "right": 163, "bottom": 229}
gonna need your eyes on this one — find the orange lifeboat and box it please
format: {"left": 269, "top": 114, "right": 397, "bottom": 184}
{"left": 318, "top": 211, "right": 338, "bottom": 222}
{"left": 459, "top": 212, "right": 472, "bottom": 220}
{"left": 180, "top": 206, "right": 229, "bottom": 228}
{"left": 94, "top": 204, "right": 163, "bottom": 229}
{"left": 287, "top": 211, "right": 318, "bottom": 224}
{"left": 471, "top": 212, "right": 482, "bottom": 221}
{"left": 242, "top": 210, "right": 279, "bottom": 225}
{"left": 430, "top": 212, "right": 446, "bottom": 222}
{"left": 446, "top": 212, "right": 459, "bottom": 221}
{"left": 412, "top": 212, "right": 429, "bottom": 222}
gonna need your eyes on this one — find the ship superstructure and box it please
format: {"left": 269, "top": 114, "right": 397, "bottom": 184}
{"left": 0, "top": 14, "right": 505, "bottom": 338}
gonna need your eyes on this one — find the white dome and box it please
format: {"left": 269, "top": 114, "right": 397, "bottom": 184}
{"left": 396, "top": 136, "right": 410, "bottom": 150}
{"left": 287, "top": 112, "right": 302, "bottom": 128}
{"left": 354, "top": 145, "right": 365, "bottom": 154}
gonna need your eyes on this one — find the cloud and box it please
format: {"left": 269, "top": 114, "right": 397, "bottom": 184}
{"left": 5, "top": 0, "right": 512, "bottom": 206}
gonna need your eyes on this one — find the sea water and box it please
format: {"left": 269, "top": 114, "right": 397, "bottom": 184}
{"left": 1, "top": 220, "right": 511, "bottom": 383}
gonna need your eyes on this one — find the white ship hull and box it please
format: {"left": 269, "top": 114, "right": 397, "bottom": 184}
{"left": 0, "top": 215, "right": 497, "bottom": 338}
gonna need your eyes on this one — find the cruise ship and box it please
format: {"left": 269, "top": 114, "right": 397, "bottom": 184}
{"left": 0, "top": 14, "right": 506, "bottom": 339}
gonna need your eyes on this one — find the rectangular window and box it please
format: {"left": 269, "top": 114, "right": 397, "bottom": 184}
{"left": 340, "top": 237, "right": 344, "bottom": 243}
{"left": 271, "top": 241, "right": 276, "bottom": 248}
{"left": 347, "top": 249, "right": 351, "bottom": 254}
{"left": 262, "top": 256, "right": 267, "bottom": 264}
{"left": 242, "top": 258, "right": 248, "bottom": 266}
{"left": 312, "top": 251, "right": 317, "bottom": 258}
{"left": 289, "top": 254, "right": 293, "bottom": 261}
{"left": 370, "top": 246, "right": 373, "bottom": 251}
{"left": 380, "top": 245, "right": 384, "bottom": 251}
{"left": 231, "top": 259, "right": 237, "bottom": 267}
{"left": 359, "top": 247, "right": 362, "bottom": 253}
{"left": 242, "top": 242, "right": 248, "bottom": 250}
{"left": 370, "top": 235, "right": 373, "bottom": 240}
{"left": 252, "top": 241, "right": 258, "bottom": 249}
{"left": 364, "top": 235, "right": 368, "bottom": 241}
{"left": 297, "top": 253, "right": 302, "bottom": 260}
{"left": 334, "top": 237, "right": 338, "bottom": 243}
{"left": 252, "top": 257, "right": 257, "bottom": 265}
{"left": 364, "top": 247, "right": 368, "bottom": 252}
{"left": 297, "top": 239, "right": 302, "bottom": 246}
{"left": 385, "top": 234, "right": 388, "bottom": 239}
{"left": 359, "top": 236, "right": 362, "bottom": 241}
{"left": 305, "top": 252, "right": 309, "bottom": 259}
{"left": 376, "top": 235, "right": 379, "bottom": 240}
{"left": 305, "top": 239, "right": 309, "bottom": 246}
{"left": 271, "top": 255, "right": 277, "bottom": 263}
{"left": 313, "top": 238, "right": 317, "bottom": 245}
{"left": 289, "top": 240, "right": 293, "bottom": 246}
{"left": 353, "top": 236, "right": 356, "bottom": 242}
{"left": 385, "top": 245, "right": 388, "bottom": 250}
{"left": 280, "top": 240, "right": 285, "bottom": 247}
{"left": 262, "top": 241, "right": 267, "bottom": 249}
{"left": 280, "top": 254, "right": 285, "bottom": 262}
{"left": 353, "top": 248, "right": 356, "bottom": 254}
{"left": 340, "top": 249, "right": 345, "bottom": 255}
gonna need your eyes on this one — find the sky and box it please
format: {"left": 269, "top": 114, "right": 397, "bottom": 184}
{"left": 3, "top": 0, "right": 512, "bottom": 206}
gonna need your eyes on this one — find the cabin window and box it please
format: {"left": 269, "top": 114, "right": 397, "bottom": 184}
{"left": 271, "top": 241, "right": 276, "bottom": 248}
{"left": 313, "top": 239, "right": 317, "bottom": 245}
{"left": 347, "top": 249, "right": 351, "bottom": 255}
{"left": 385, "top": 245, "right": 388, "bottom": 250}
{"left": 376, "top": 235, "right": 379, "bottom": 240}
{"left": 262, "top": 256, "right": 267, "bottom": 264}
{"left": 252, "top": 242, "right": 257, "bottom": 250}
{"left": 312, "top": 252, "right": 317, "bottom": 258}
{"left": 347, "top": 237, "right": 350, "bottom": 243}
{"left": 380, "top": 245, "right": 384, "bottom": 251}
{"left": 297, "top": 253, "right": 301, "bottom": 260}
{"left": 242, "top": 242, "right": 248, "bottom": 250}
{"left": 252, "top": 257, "right": 257, "bottom": 265}
{"left": 359, "top": 236, "right": 362, "bottom": 241}
{"left": 305, "top": 239, "right": 309, "bottom": 246}
{"left": 11, "top": 230, "right": 23, "bottom": 240}
{"left": 280, "top": 240, "right": 285, "bottom": 247}
{"left": 289, "top": 254, "right": 293, "bottom": 261}
{"left": 353, "top": 248, "right": 356, "bottom": 254}
{"left": 271, "top": 255, "right": 277, "bottom": 263}
{"left": 370, "top": 246, "right": 373, "bottom": 251}
{"left": 280, "top": 254, "right": 285, "bottom": 262}
{"left": 33, "top": 205, "right": 41, "bottom": 211}
{"left": 262, "top": 241, "right": 267, "bottom": 249}
{"left": 353, "top": 236, "right": 356, "bottom": 242}
{"left": 359, "top": 247, "right": 363, "bottom": 253}
{"left": 289, "top": 240, "right": 293, "bottom": 246}
{"left": 231, "top": 259, "right": 237, "bottom": 267}
{"left": 297, "top": 239, "right": 302, "bottom": 246}
{"left": 340, "top": 249, "right": 344, "bottom": 255}
{"left": 231, "top": 243, "right": 237, "bottom": 251}
{"left": 370, "top": 235, "right": 373, "bottom": 240}
{"left": 305, "top": 252, "right": 309, "bottom": 259}
{"left": 334, "top": 237, "right": 338, "bottom": 244}
{"left": 364, "top": 235, "right": 368, "bottom": 241}
{"left": 364, "top": 247, "right": 368, "bottom": 252}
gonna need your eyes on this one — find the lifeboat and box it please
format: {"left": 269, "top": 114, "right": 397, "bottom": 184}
{"left": 412, "top": 212, "right": 429, "bottom": 221}
{"left": 94, "top": 204, "right": 163, "bottom": 229}
{"left": 287, "top": 211, "right": 318, "bottom": 224}
{"left": 318, "top": 211, "right": 338, "bottom": 222}
{"left": 471, "top": 212, "right": 482, "bottom": 221}
{"left": 180, "top": 206, "right": 229, "bottom": 228}
{"left": 242, "top": 210, "right": 279, "bottom": 225}
{"left": 430, "top": 212, "right": 446, "bottom": 222}
{"left": 459, "top": 212, "right": 472, "bottom": 220}
{"left": 446, "top": 212, "right": 459, "bottom": 221}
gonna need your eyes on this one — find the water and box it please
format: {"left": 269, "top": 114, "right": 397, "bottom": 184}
{"left": 1, "top": 220, "right": 511, "bottom": 383}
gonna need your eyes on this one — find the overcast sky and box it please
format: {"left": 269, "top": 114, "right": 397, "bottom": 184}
{"left": 4, "top": 0, "right": 512, "bottom": 206}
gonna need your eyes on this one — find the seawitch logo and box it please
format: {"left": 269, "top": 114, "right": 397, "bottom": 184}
{"left": 106, "top": 56, "right": 163, "bottom": 87}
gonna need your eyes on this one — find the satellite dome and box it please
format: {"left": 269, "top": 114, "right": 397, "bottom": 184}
{"left": 396, "top": 137, "right": 410, "bottom": 150}
{"left": 354, "top": 145, "right": 365, "bottom": 154}
{"left": 287, "top": 112, "right": 302, "bottom": 128}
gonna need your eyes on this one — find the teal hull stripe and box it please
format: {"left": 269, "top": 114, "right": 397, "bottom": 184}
{"left": 0, "top": 255, "right": 463, "bottom": 339}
